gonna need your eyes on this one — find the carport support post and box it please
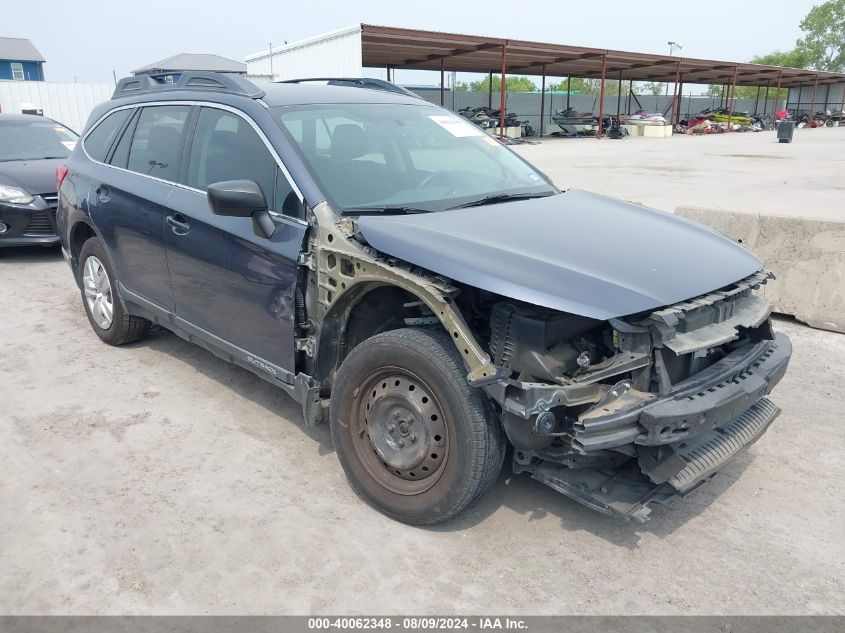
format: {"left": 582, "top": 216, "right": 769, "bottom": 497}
{"left": 671, "top": 61, "right": 681, "bottom": 124}
{"left": 840, "top": 82, "right": 845, "bottom": 117}
{"left": 773, "top": 70, "right": 783, "bottom": 116}
{"left": 539, "top": 65, "right": 546, "bottom": 137}
{"left": 566, "top": 76, "right": 571, "bottom": 109}
{"left": 627, "top": 79, "right": 633, "bottom": 114}
{"left": 763, "top": 82, "right": 770, "bottom": 115}
{"left": 597, "top": 54, "right": 607, "bottom": 138}
{"left": 810, "top": 75, "right": 819, "bottom": 117}
{"left": 440, "top": 57, "right": 445, "bottom": 107}
{"left": 727, "top": 67, "right": 738, "bottom": 131}
{"left": 488, "top": 71, "right": 493, "bottom": 109}
{"left": 616, "top": 71, "right": 622, "bottom": 125}
{"left": 675, "top": 81, "right": 684, "bottom": 124}
{"left": 499, "top": 43, "right": 507, "bottom": 139}
{"left": 754, "top": 85, "right": 761, "bottom": 115}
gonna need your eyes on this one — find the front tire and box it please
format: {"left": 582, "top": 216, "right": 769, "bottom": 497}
{"left": 330, "top": 328, "right": 505, "bottom": 525}
{"left": 78, "top": 237, "right": 150, "bottom": 346}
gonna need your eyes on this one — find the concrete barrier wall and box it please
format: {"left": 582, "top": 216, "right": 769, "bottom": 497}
{"left": 676, "top": 207, "right": 845, "bottom": 334}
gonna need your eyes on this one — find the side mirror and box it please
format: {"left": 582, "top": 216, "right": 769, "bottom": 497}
{"left": 207, "top": 179, "right": 275, "bottom": 239}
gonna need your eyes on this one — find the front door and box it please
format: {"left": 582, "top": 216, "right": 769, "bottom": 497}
{"left": 164, "top": 106, "right": 307, "bottom": 372}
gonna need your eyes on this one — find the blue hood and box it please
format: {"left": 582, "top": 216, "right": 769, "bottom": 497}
{"left": 356, "top": 190, "right": 763, "bottom": 319}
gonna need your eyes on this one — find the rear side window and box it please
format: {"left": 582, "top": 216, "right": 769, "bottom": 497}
{"left": 127, "top": 106, "right": 190, "bottom": 182}
{"left": 84, "top": 109, "right": 131, "bottom": 162}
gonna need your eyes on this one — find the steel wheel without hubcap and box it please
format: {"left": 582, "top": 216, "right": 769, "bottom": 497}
{"left": 83, "top": 255, "right": 113, "bottom": 329}
{"left": 331, "top": 328, "right": 506, "bottom": 524}
{"left": 352, "top": 368, "right": 449, "bottom": 495}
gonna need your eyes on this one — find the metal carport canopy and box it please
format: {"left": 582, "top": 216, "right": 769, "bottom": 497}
{"left": 360, "top": 24, "right": 845, "bottom": 87}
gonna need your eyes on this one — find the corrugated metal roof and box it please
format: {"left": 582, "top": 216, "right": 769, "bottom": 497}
{"left": 132, "top": 53, "right": 246, "bottom": 75}
{"left": 0, "top": 37, "right": 45, "bottom": 62}
{"left": 355, "top": 24, "right": 845, "bottom": 88}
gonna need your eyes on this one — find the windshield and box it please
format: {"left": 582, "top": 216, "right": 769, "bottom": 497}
{"left": 271, "top": 103, "right": 556, "bottom": 212}
{"left": 0, "top": 118, "right": 79, "bottom": 161}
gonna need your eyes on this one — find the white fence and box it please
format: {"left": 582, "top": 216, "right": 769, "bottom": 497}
{"left": 0, "top": 81, "right": 114, "bottom": 133}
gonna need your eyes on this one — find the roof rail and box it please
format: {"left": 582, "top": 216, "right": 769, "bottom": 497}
{"left": 113, "top": 71, "right": 264, "bottom": 100}
{"left": 280, "top": 77, "right": 419, "bottom": 98}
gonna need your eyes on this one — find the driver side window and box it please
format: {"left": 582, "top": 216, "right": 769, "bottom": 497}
{"left": 184, "top": 107, "right": 301, "bottom": 218}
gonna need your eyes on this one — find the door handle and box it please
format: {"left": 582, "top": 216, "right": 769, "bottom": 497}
{"left": 166, "top": 214, "right": 190, "bottom": 235}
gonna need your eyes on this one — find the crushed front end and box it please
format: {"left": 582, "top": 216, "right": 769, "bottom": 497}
{"left": 475, "top": 270, "right": 791, "bottom": 521}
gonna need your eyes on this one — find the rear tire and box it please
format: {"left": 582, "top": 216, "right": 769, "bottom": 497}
{"left": 330, "top": 328, "right": 506, "bottom": 525}
{"left": 78, "top": 237, "right": 150, "bottom": 346}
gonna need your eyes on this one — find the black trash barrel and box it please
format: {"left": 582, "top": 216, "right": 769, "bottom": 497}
{"left": 777, "top": 120, "right": 795, "bottom": 143}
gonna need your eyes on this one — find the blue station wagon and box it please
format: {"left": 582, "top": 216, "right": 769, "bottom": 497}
{"left": 58, "top": 72, "right": 791, "bottom": 524}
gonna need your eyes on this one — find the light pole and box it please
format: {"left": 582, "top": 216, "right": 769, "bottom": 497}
{"left": 665, "top": 41, "right": 683, "bottom": 102}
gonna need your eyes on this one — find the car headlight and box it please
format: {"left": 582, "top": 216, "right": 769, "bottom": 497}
{"left": 0, "top": 185, "right": 35, "bottom": 205}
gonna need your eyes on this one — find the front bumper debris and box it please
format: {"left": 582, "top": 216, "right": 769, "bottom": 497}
{"left": 525, "top": 396, "right": 781, "bottom": 522}
{"left": 572, "top": 333, "right": 791, "bottom": 451}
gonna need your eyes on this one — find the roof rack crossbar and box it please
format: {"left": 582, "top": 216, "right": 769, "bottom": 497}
{"left": 113, "top": 71, "right": 264, "bottom": 100}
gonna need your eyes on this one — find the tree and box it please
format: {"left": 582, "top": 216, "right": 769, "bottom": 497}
{"left": 797, "top": 0, "right": 845, "bottom": 71}
{"left": 750, "top": 49, "right": 812, "bottom": 69}
{"left": 708, "top": 40, "right": 816, "bottom": 105}
{"left": 547, "top": 77, "right": 593, "bottom": 94}
{"left": 705, "top": 84, "right": 726, "bottom": 98}
{"left": 638, "top": 82, "right": 664, "bottom": 96}
{"left": 705, "top": 83, "right": 788, "bottom": 102}
{"left": 466, "top": 75, "right": 538, "bottom": 92}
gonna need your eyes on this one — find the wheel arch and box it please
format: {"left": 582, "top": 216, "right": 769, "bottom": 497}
{"left": 314, "top": 281, "right": 444, "bottom": 389}
{"left": 69, "top": 219, "right": 98, "bottom": 261}
{"left": 306, "top": 203, "right": 501, "bottom": 398}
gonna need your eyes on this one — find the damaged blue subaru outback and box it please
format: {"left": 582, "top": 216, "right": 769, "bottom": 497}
{"left": 57, "top": 72, "right": 791, "bottom": 524}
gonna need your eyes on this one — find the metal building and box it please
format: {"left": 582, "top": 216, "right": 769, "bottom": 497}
{"left": 132, "top": 53, "right": 246, "bottom": 76}
{"left": 245, "top": 25, "right": 363, "bottom": 80}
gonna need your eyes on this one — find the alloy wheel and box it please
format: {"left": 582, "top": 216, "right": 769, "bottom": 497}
{"left": 82, "top": 255, "right": 114, "bottom": 329}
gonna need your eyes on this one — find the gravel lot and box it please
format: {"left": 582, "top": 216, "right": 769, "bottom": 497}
{"left": 1, "top": 245, "right": 844, "bottom": 615}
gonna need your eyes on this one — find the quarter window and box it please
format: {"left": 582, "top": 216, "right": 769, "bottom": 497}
{"left": 127, "top": 106, "right": 190, "bottom": 182}
{"left": 83, "top": 109, "right": 132, "bottom": 163}
{"left": 108, "top": 110, "right": 137, "bottom": 168}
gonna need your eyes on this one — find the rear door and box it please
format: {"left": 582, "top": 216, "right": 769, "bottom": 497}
{"left": 164, "top": 105, "right": 308, "bottom": 372}
{"left": 88, "top": 104, "right": 192, "bottom": 311}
